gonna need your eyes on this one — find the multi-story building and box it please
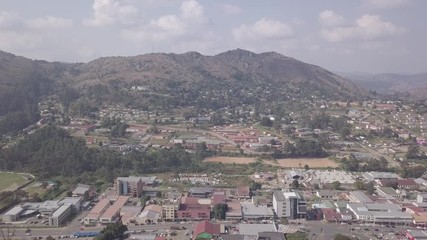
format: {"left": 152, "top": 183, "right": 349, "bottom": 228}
{"left": 273, "top": 190, "right": 306, "bottom": 219}
{"left": 162, "top": 202, "right": 178, "bottom": 221}
{"left": 116, "top": 176, "right": 143, "bottom": 197}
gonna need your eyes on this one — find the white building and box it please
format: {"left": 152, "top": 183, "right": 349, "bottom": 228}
{"left": 49, "top": 205, "right": 72, "bottom": 227}
{"left": 273, "top": 191, "right": 306, "bottom": 219}
{"left": 347, "top": 202, "right": 412, "bottom": 224}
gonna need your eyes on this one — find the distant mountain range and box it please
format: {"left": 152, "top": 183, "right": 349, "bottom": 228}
{"left": 0, "top": 49, "right": 366, "bottom": 102}
{"left": 338, "top": 72, "right": 427, "bottom": 98}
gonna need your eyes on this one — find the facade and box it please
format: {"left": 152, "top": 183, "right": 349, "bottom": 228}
{"left": 49, "top": 205, "right": 72, "bottom": 227}
{"left": 84, "top": 198, "right": 110, "bottom": 226}
{"left": 418, "top": 193, "right": 427, "bottom": 203}
{"left": 273, "top": 191, "right": 306, "bottom": 219}
{"left": 347, "top": 202, "right": 412, "bottom": 224}
{"left": 116, "top": 176, "right": 143, "bottom": 197}
{"left": 177, "top": 197, "right": 211, "bottom": 220}
{"left": 162, "top": 202, "right": 178, "bottom": 221}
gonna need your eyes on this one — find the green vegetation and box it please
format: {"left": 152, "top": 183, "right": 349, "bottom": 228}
{"left": 0, "top": 172, "right": 28, "bottom": 192}
{"left": 95, "top": 222, "right": 128, "bottom": 240}
{"left": 212, "top": 203, "right": 228, "bottom": 220}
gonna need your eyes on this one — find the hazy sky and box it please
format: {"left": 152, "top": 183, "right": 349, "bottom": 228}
{"left": 0, "top": 0, "right": 425, "bottom": 73}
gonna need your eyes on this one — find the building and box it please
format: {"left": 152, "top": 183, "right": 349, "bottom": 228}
{"left": 100, "top": 196, "right": 129, "bottom": 224}
{"left": 273, "top": 190, "right": 306, "bottom": 219}
{"left": 116, "top": 176, "right": 143, "bottom": 197}
{"left": 162, "top": 202, "right": 178, "bottom": 221}
{"left": 2, "top": 206, "right": 25, "bottom": 222}
{"left": 418, "top": 193, "right": 427, "bottom": 203}
{"left": 192, "top": 220, "right": 222, "bottom": 239}
{"left": 84, "top": 198, "right": 110, "bottom": 226}
{"left": 362, "top": 172, "right": 399, "bottom": 181}
{"left": 406, "top": 229, "right": 427, "bottom": 240}
{"left": 188, "top": 187, "right": 213, "bottom": 198}
{"left": 59, "top": 197, "right": 82, "bottom": 213}
{"left": 237, "top": 224, "right": 277, "bottom": 237}
{"left": 49, "top": 205, "right": 72, "bottom": 227}
{"left": 121, "top": 206, "right": 142, "bottom": 225}
{"left": 225, "top": 201, "right": 242, "bottom": 220}
{"left": 176, "top": 197, "right": 211, "bottom": 220}
{"left": 137, "top": 205, "right": 162, "bottom": 224}
{"left": 241, "top": 203, "right": 274, "bottom": 220}
{"left": 237, "top": 186, "right": 251, "bottom": 199}
{"left": 72, "top": 184, "right": 94, "bottom": 198}
{"left": 377, "top": 187, "right": 400, "bottom": 199}
{"left": 348, "top": 191, "right": 373, "bottom": 203}
{"left": 347, "top": 202, "right": 412, "bottom": 224}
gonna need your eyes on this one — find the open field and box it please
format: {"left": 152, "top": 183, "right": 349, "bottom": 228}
{"left": 205, "top": 156, "right": 256, "bottom": 164}
{"left": 266, "top": 158, "right": 339, "bottom": 168}
{"left": 0, "top": 172, "right": 31, "bottom": 192}
{"left": 205, "top": 156, "right": 338, "bottom": 168}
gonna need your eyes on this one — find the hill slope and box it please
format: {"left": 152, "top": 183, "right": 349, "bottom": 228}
{"left": 339, "top": 72, "right": 427, "bottom": 98}
{"left": 0, "top": 49, "right": 367, "bottom": 112}
{"left": 58, "top": 49, "right": 364, "bottom": 99}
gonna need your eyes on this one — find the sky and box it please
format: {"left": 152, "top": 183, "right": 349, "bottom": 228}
{"left": 0, "top": 0, "right": 426, "bottom": 73}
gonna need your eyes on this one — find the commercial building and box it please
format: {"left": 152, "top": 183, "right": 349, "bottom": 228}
{"left": 273, "top": 190, "right": 306, "bottom": 219}
{"left": 116, "top": 176, "right": 143, "bottom": 197}
{"left": 49, "top": 205, "right": 72, "bottom": 227}
{"left": 347, "top": 202, "right": 412, "bottom": 224}
{"left": 237, "top": 224, "right": 277, "bottom": 236}
{"left": 162, "top": 202, "right": 178, "bottom": 221}
{"left": 100, "top": 196, "right": 129, "bottom": 224}
{"left": 84, "top": 198, "right": 110, "bottom": 226}
{"left": 241, "top": 203, "right": 274, "bottom": 220}
{"left": 2, "top": 197, "right": 81, "bottom": 226}
{"left": 176, "top": 197, "right": 211, "bottom": 220}
{"left": 188, "top": 187, "right": 213, "bottom": 198}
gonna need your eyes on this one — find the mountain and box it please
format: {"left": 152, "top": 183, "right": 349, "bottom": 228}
{"left": 339, "top": 72, "right": 427, "bottom": 98}
{"left": 0, "top": 49, "right": 366, "bottom": 109}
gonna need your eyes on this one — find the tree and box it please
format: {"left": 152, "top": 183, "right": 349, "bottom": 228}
{"left": 304, "top": 164, "right": 309, "bottom": 171}
{"left": 406, "top": 144, "right": 421, "bottom": 159}
{"left": 353, "top": 180, "right": 365, "bottom": 190}
{"left": 366, "top": 181, "right": 375, "bottom": 195}
{"left": 212, "top": 203, "right": 228, "bottom": 220}
{"left": 95, "top": 222, "right": 128, "bottom": 240}
{"left": 334, "top": 234, "right": 352, "bottom": 240}
{"left": 331, "top": 181, "right": 341, "bottom": 190}
{"left": 339, "top": 126, "right": 351, "bottom": 140}
{"left": 260, "top": 117, "right": 273, "bottom": 127}
{"left": 291, "top": 180, "right": 299, "bottom": 189}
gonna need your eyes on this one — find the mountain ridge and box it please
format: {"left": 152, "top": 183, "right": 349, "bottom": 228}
{"left": 0, "top": 49, "right": 367, "bottom": 101}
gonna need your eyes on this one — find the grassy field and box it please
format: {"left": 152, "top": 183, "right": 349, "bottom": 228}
{"left": 0, "top": 172, "right": 30, "bottom": 192}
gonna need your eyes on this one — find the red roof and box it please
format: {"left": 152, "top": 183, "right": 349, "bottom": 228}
{"left": 193, "top": 220, "right": 221, "bottom": 237}
{"left": 154, "top": 237, "right": 166, "bottom": 240}
{"left": 212, "top": 192, "right": 226, "bottom": 205}
{"left": 397, "top": 179, "right": 418, "bottom": 186}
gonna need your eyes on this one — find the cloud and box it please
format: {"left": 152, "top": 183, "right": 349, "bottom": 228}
{"left": 122, "top": 0, "right": 208, "bottom": 45}
{"left": 319, "top": 10, "right": 345, "bottom": 27}
{"left": 0, "top": 11, "right": 22, "bottom": 30}
{"left": 84, "top": 0, "right": 139, "bottom": 26}
{"left": 320, "top": 14, "right": 404, "bottom": 42}
{"left": 362, "top": 0, "right": 411, "bottom": 9}
{"left": 232, "top": 18, "right": 293, "bottom": 41}
{"left": 26, "top": 16, "right": 73, "bottom": 29}
{"left": 222, "top": 4, "right": 241, "bottom": 15}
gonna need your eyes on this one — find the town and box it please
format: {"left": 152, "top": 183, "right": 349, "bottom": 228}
{"left": 1, "top": 95, "right": 427, "bottom": 240}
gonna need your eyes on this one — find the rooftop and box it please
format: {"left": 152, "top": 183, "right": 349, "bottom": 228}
{"left": 238, "top": 224, "right": 276, "bottom": 236}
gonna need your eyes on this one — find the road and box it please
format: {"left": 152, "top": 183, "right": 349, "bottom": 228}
{"left": 12, "top": 223, "right": 194, "bottom": 239}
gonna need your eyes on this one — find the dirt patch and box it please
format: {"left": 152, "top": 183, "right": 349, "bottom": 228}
{"left": 265, "top": 158, "right": 338, "bottom": 168}
{"left": 205, "top": 156, "right": 338, "bottom": 168}
{"left": 205, "top": 156, "right": 256, "bottom": 164}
